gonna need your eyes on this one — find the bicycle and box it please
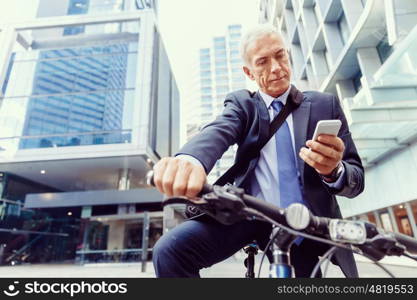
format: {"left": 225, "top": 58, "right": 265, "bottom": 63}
{"left": 147, "top": 172, "right": 417, "bottom": 278}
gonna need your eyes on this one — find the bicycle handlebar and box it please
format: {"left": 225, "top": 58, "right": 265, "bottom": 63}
{"left": 147, "top": 171, "right": 417, "bottom": 257}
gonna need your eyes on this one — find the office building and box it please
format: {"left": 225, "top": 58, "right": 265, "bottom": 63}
{"left": 193, "top": 24, "right": 247, "bottom": 183}
{"left": 259, "top": 0, "right": 417, "bottom": 237}
{"left": 0, "top": 0, "right": 179, "bottom": 265}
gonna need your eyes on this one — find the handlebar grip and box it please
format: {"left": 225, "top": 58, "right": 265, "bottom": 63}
{"left": 393, "top": 231, "right": 417, "bottom": 254}
{"left": 146, "top": 170, "right": 213, "bottom": 196}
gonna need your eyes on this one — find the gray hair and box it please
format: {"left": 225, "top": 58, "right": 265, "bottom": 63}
{"left": 240, "top": 24, "right": 286, "bottom": 66}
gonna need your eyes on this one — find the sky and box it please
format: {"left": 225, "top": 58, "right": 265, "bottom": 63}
{"left": 158, "top": 0, "right": 260, "bottom": 95}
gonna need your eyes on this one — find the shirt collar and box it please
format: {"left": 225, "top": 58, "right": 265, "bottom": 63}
{"left": 258, "top": 85, "right": 291, "bottom": 109}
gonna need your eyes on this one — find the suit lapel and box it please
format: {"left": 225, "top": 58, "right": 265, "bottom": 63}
{"left": 292, "top": 95, "right": 310, "bottom": 183}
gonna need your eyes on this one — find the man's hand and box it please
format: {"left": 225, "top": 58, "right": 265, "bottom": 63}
{"left": 153, "top": 157, "right": 207, "bottom": 198}
{"left": 299, "top": 134, "right": 345, "bottom": 177}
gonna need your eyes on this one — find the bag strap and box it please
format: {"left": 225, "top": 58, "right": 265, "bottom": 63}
{"left": 214, "top": 85, "right": 303, "bottom": 186}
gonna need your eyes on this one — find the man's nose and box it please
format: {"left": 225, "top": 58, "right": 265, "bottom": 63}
{"left": 271, "top": 59, "right": 281, "bottom": 72}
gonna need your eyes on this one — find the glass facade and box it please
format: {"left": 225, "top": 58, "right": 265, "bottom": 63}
{"left": 0, "top": 173, "right": 80, "bottom": 265}
{"left": 0, "top": 0, "right": 177, "bottom": 266}
{"left": 1, "top": 42, "right": 138, "bottom": 150}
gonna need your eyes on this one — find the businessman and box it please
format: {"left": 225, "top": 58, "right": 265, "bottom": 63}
{"left": 152, "top": 25, "right": 364, "bottom": 277}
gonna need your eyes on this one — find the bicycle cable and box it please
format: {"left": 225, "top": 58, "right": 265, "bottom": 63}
{"left": 403, "top": 253, "right": 417, "bottom": 262}
{"left": 321, "top": 247, "right": 336, "bottom": 277}
{"left": 310, "top": 246, "right": 337, "bottom": 278}
{"left": 248, "top": 208, "right": 396, "bottom": 278}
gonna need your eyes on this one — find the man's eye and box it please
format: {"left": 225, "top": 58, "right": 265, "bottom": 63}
{"left": 257, "top": 60, "right": 266, "bottom": 65}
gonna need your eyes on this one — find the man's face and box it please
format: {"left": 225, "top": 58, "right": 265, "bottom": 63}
{"left": 243, "top": 33, "right": 291, "bottom": 98}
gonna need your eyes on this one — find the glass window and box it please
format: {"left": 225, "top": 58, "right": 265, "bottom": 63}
{"left": 229, "top": 41, "right": 239, "bottom": 48}
{"left": 216, "top": 86, "right": 229, "bottom": 94}
{"left": 201, "top": 95, "right": 212, "bottom": 102}
{"left": 200, "top": 48, "right": 210, "bottom": 55}
{"left": 215, "top": 61, "right": 227, "bottom": 68}
{"left": 200, "top": 79, "right": 212, "bottom": 86}
{"left": 201, "top": 87, "right": 212, "bottom": 94}
{"left": 215, "top": 68, "right": 228, "bottom": 76}
{"left": 200, "top": 55, "right": 211, "bottom": 63}
{"left": 200, "top": 62, "right": 211, "bottom": 70}
{"left": 200, "top": 70, "right": 211, "bottom": 78}
{"left": 377, "top": 35, "right": 393, "bottom": 64}
{"left": 353, "top": 70, "right": 362, "bottom": 92}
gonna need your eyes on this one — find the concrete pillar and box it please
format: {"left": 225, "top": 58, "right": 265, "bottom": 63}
{"left": 311, "top": 51, "right": 329, "bottom": 80}
{"left": 387, "top": 206, "right": 399, "bottom": 233}
{"left": 141, "top": 211, "right": 150, "bottom": 272}
{"left": 80, "top": 206, "right": 92, "bottom": 264}
{"left": 356, "top": 47, "right": 382, "bottom": 87}
{"left": 0, "top": 172, "right": 4, "bottom": 198}
{"left": 305, "top": 61, "right": 317, "bottom": 90}
{"left": 405, "top": 202, "right": 417, "bottom": 238}
{"left": 0, "top": 26, "right": 17, "bottom": 108}
{"left": 118, "top": 168, "right": 131, "bottom": 190}
{"left": 107, "top": 220, "right": 125, "bottom": 251}
{"left": 393, "top": 0, "right": 417, "bottom": 43}
{"left": 373, "top": 211, "right": 383, "bottom": 228}
{"left": 323, "top": 23, "right": 344, "bottom": 64}
{"left": 302, "top": 8, "right": 318, "bottom": 46}
{"left": 340, "top": 0, "right": 364, "bottom": 31}
{"left": 335, "top": 80, "right": 356, "bottom": 111}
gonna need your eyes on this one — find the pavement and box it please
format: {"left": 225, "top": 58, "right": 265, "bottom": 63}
{"left": 1, "top": 251, "right": 417, "bottom": 278}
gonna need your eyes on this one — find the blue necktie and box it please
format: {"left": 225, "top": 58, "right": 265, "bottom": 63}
{"left": 271, "top": 100, "right": 305, "bottom": 245}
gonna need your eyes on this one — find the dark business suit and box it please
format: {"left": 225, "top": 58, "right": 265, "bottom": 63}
{"left": 153, "top": 87, "right": 364, "bottom": 277}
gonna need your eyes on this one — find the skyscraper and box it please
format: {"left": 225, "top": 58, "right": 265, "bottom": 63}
{"left": 192, "top": 24, "right": 248, "bottom": 183}
{"left": 0, "top": 0, "right": 179, "bottom": 265}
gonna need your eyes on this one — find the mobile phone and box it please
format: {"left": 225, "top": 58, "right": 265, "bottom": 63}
{"left": 311, "top": 120, "right": 342, "bottom": 141}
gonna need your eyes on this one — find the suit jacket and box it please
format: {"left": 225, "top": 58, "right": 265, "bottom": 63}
{"left": 177, "top": 87, "right": 365, "bottom": 277}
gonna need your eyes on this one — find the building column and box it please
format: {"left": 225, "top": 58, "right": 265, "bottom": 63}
{"left": 118, "top": 168, "right": 131, "bottom": 190}
{"left": 387, "top": 206, "right": 399, "bottom": 232}
{"left": 141, "top": 211, "right": 150, "bottom": 272}
{"left": 118, "top": 168, "right": 135, "bottom": 214}
{"left": 356, "top": 47, "right": 382, "bottom": 87}
{"left": 0, "top": 26, "right": 17, "bottom": 106}
{"left": 405, "top": 202, "right": 417, "bottom": 238}
{"left": 373, "top": 211, "right": 383, "bottom": 228}
{"left": 335, "top": 80, "right": 356, "bottom": 111}
{"left": 0, "top": 172, "right": 5, "bottom": 198}
{"left": 341, "top": 0, "right": 364, "bottom": 31}
{"left": 79, "top": 206, "right": 92, "bottom": 264}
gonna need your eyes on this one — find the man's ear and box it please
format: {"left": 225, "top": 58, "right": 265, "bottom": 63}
{"left": 243, "top": 66, "right": 254, "bottom": 80}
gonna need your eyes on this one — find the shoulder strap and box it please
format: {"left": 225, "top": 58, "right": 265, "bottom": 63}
{"left": 214, "top": 85, "right": 303, "bottom": 186}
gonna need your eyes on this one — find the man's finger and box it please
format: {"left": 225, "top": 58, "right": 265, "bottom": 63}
{"left": 161, "top": 159, "right": 180, "bottom": 196}
{"left": 300, "top": 147, "right": 334, "bottom": 168}
{"left": 306, "top": 140, "right": 339, "bottom": 160}
{"left": 317, "top": 135, "right": 345, "bottom": 152}
{"left": 172, "top": 160, "right": 193, "bottom": 196}
{"left": 185, "top": 165, "right": 206, "bottom": 198}
{"left": 153, "top": 158, "right": 169, "bottom": 193}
